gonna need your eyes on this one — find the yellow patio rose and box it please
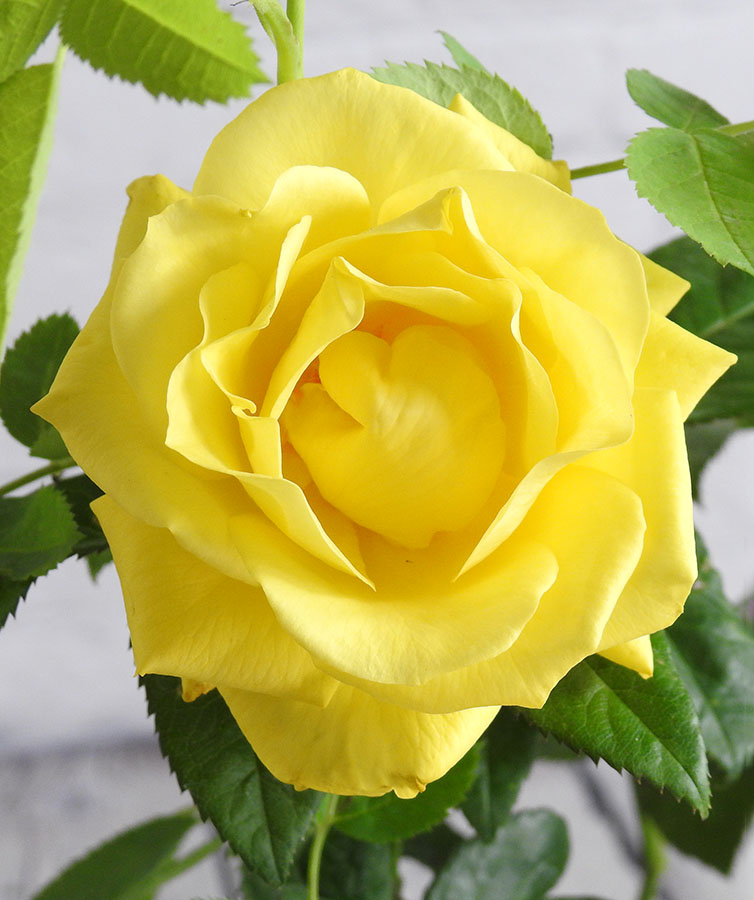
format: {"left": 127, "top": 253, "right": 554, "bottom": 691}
{"left": 35, "top": 69, "right": 734, "bottom": 798}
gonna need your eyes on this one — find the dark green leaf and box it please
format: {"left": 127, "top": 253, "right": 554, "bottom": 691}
{"left": 666, "top": 541, "right": 754, "bottom": 778}
{"left": 142, "top": 674, "right": 320, "bottom": 886}
{"left": 319, "top": 831, "right": 395, "bottom": 900}
{"left": 637, "top": 762, "right": 754, "bottom": 874}
{"left": 627, "top": 127, "right": 754, "bottom": 276}
{"left": 54, "top": 473, "right": 111, "bottom": 568}
{"left": 335, "top": 744, "right": 480, "bottom": 844}
{"left": 426, "top": 809, "right": 568, "bottom": 900}
{"left": 0, "top": 0, "right": 63, "bottom": 82}
{"left": 462, "top": 709, "right": 536, "bottom": 841}
{"left": 0, "top": 571, "right": 34, "bottom": 628}
{"left": 0, "top": 485, "right": 80, "bottom": 579}
{"left": 403, "top": 824, "right": 463, "bottom": 872}
{"left": 649, "top": 235, "right": 754, "bottom": 425}
{"left": 372, "top": 61, "right": 552, "bottom": 159}
{"left": 685, "top": 420, "right": 736, "bottom": 495}
{"left": 0, "top": 55, "right": 63, "bottom": 350}
{"left": 31, "top": 809, "right": 199, "bottom": 900}
{"left": 60, "top": 0, "right": 267, "bottom": 104}
{"left": 0, "top": 313, "right": 78, "bottom": 453}
{"left": 241, "top": 869, "right": 312, "bottom": 900}
{"left": 439, "top": 32, "right": 488, "bottom": 73}
{"left": 525, "top": 633, "right": 710, "bottom": 815}
{"left": 626, "top": 69, "right": 728, "bottom": 132}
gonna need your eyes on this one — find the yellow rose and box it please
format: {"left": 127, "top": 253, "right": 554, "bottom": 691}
{"left": 35, "top": 69, "right": 734, "bottom": 798}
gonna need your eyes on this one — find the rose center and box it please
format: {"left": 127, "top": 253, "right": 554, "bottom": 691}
{"left": 282, "top": 324, "right": 505, "bottom": 548}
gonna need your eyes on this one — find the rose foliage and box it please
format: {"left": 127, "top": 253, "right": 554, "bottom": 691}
{"left": 35, "top": 69, "right": 734, "bottom": 797}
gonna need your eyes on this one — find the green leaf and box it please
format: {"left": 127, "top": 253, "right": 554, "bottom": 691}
{"left": 0, "top": 485, "right": 80, "bottom": 579}
{"left": 319, "top": 831, "right": 395, "bottom": 900}
{"left": 54, "top": 473, "right": 110, "bottom": 563}
{"left": 439, "top": 31, "right": 489, "bottom": 73}
{"left": 627, "top": 127, "right": 754, "bottom": 276}
{"left": 524, "top": 633, "right": 710, "bottom": 815}
{"left": 426, "top": 809, "right": 568, "bottom": 900}
{"left": 665, "top": 541, "right": 754, "bottom": 779}
{"left": 0, "top": 571, "right": 34, "bottom": 628}
{"left": 241, "top": 871, "right": 313, "bottom": 900}
{"left": 0, "top": 313, "right": 78, "bottom": 454}
{"left": 626, "top": 69, "right": 729, "bottom": 132}
{"left": 60, "top": 0, "right": 267, "bottom": 104}
{"left": 372, "top": 61, "right": 552, "bottom": 159}
{"left": 142, "top": 674, "right": 320, "bottom": 886}
{"left": 403, "top": 825, "right": 464, "bottom": 872}
{"left": 648, "top": 235, "right": 754, "bottom": 425}
{"left": 685, "top": 419, "right": 736, "bottom": 496}
{"left": 334, "top": 743, "right": 480, "bottom": 844}
{"left": 0, "top": 0, "right": 63, "bottom": 82}
{"left": 0, "top": 53, "right": 63, "bottom": 350}
{"left": 637, "top": 762, "right": 754, "bottom": 874}
{"left": 31, "top": 809, "right": 200, "bottom": 900}
{"left": 462, "top": 710, "right": 536, "bottom": 842}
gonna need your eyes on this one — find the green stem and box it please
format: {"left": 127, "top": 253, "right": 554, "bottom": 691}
{"left": 308, "top": 793, "right": 340, "bottom": 900}
{"left": 570, "top": 116, "right": 754, "bottom": 180}
{"left": 637, "top": 814, "right": 666, "bottom": 900}
{"left": 251, "top": 0, "right": 303, "bottom": 83}
{"left": 0, "top": 456, "right": 76, "bottom": 497}
{"left": 570, "top": 157, "right": 626, "bottom": 180}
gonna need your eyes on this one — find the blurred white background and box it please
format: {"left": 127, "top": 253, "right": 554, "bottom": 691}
{"left": 2, "top": 1, "right": 754, "bottom": 897}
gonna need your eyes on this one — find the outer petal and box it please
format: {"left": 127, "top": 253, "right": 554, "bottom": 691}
{"left": 322, "top": 465, "right": 646, "bottom": 713}
{"left": 589, "top": 389, "right": 697, "bottom": 650}
{"left": 635, "top": 311, "right": 736, "bottom": 419}
{"left": 194, "top": 69, "right": 512, "bottom": 212}
{"left": 220, "top": 682, "right": 499, "bottom": 797}
{"left": 599, "top": 635, "right": 654, "bottom": 678}
{"left": 230, "top": 511, "right": 558, "bottom": 686}
{"left": 448, "top": 93, "right": 571, "bottom": 192}
{"left": 640, "top": 252, "right": 689, "bottom": 315}
{"left": 93, "top": 495, "right": 336, "bottom": 706}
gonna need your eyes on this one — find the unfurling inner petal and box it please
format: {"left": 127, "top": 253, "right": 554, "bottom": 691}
{"left": 283, "top": 324, "right": 505, "bottom": 548}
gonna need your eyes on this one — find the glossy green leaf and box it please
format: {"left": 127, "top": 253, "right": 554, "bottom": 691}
{"left": 439, "top": 31, "right": 488, "bottom": 73}
{"left": 0, "top": 54, "right": 63, "bottom": 351}
{"left": 60, "top": 0, "right": 266, "bottom": 103}
{"left": 0, "top": 571, "right": 34, "bottom": 628}
{"left": 334, "top": 744, "right": 480, "bottom": 843}
{"left": 627, "top": 127, "right": 754, "bottom": 276}
{"left": 649, "top": 235, "right": 754, "bottom": 425}
{"left": 403, "top": 825, "right": 464, "bottom": 872}
{"left": 462, "top": 710, "right": 536, "bottom": 842}
{"left": 0, "top": 0, "right": 62, "bottom": 82}
{"left": 0, "top": 313, "right": 78, "bottom": 455}
{"left": 320, "top": 831, "right": 395, "bottom": 900}
{"left": 666, "top": 540, "right": 754, "bottom": 779}
{"left": 372, "top": 61, "right": 552, "bottom": 158}
{"left": 31, "top": 809, "right": 201, "bottom": 900}
{"left": 637, "top": 762, "right": 754, "bottom": 874}
{"left": 525, "top": 633, "right": 710, "bottom": 815}
{"left": 426, "top": 810, "right": 568, "bottom": 900}
{"left": 0, "top": 485, "right": 80, "bottom": 579}
{"left": 626, "top": 69, "right": 728, "bottom": 132}
{"left": 142, "top": 674, "right": 320, "bottom": 886}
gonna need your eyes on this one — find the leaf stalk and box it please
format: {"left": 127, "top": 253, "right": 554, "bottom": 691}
{"left": 308, "top": 793, "right": 340, "bottom": 900}
{"left": 0, "top": 455, "right": 75, "bottom": 497}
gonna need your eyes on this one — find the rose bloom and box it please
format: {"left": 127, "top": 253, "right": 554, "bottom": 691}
{"left": 36, "top": 69, "right": 733, "bottom": 798}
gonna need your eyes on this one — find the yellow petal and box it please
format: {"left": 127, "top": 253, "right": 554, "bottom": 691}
{"left": 194, "top": 68, "right": 511, "bottom": 213}
{"left": 326, "top": 464, "right": 646, "bottom": 712}
{"left": 230, "top": 512, "right": 557, "bottom": 685}
{"left": 599, "top": 635, "right": 654, "bottom": 677}
{"left": 93, "top": 495, "right": 336, "bottom": 706}
{"left": 640, "top": 252, "right": 689, "bottom": 315}
{"left": 220, "top": 682, "right": 499, "bottom": 797}
{"left": 589, "top": 389, "right": 697, "bottom": 649}
{"left": 284, "top": 324, "right": 505, "bottom": 548}
{"left": 635, "top": 311, "right": 736, "bottom": 420}
{"left": 448, "top": 93, "right": 571, "bottom": 192}
{"left": 112, "top": 174, "right": 190, "bottom": 275}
